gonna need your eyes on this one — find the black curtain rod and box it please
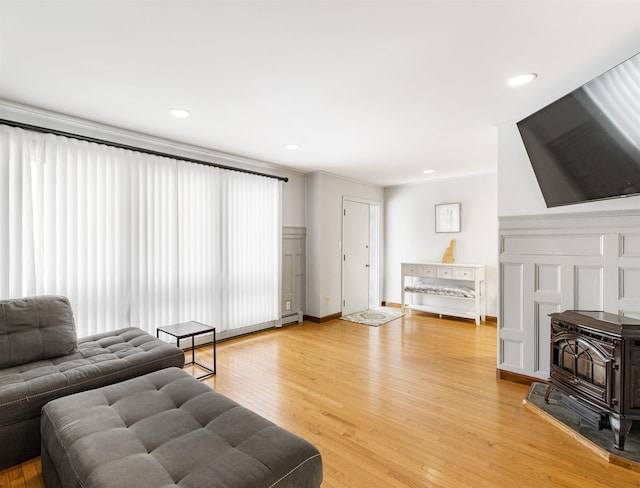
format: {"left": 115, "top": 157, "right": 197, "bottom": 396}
{"left": 0, "top": 118, "right": 288, "bottom": 183}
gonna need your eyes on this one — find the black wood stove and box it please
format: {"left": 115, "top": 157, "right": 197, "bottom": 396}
{"left": 545, "top": 310, "right": 640, "bottom": 450}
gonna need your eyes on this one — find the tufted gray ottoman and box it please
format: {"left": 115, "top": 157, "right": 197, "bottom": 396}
{"left": 41, "top": 367, "right": 323, "bottom": 488}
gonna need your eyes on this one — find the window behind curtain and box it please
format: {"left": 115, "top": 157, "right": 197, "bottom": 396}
{"left": 0, "top": 125, "right": 281, "bottom": 338}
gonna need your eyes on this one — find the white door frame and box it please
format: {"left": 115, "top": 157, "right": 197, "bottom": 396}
{"left": 341, "top": 196, "right": 382, "bottom": 313}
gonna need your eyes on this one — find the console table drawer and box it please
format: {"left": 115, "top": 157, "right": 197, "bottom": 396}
{"left": 455, "top": 267, "right": 475, "bottom": 280}
{"left": 405, "top": 264, "right": 421, "bottom": 275}
{"left": 404, "top": 265, "right": 437, "bottom": 277}
{"left": 437, "top": 267, "right": 454, "bottom": 278}
{"left": 421, "top": 266, "right": 437, "bottom": 277}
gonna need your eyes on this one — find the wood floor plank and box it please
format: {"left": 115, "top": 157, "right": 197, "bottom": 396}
{"left": 3, "top": 311, "right": 640, "bottom": 486}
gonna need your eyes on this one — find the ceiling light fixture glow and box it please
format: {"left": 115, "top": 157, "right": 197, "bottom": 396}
{"left": 423, "top": 169, "right": 435, "bottom": 174}
{"left": 286, "top": 144, "right": 301, "bottom": 150}
{"left": 170, "top": 108, "right": 190, "bottom": 118}
{"left": 506, "top": 73, "right": 538, "bottom": 87}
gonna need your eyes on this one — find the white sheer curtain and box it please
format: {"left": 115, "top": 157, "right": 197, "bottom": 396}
{"left": 222, "top": 170, "right": 280, "bottom": 329}
{"left": 177, "top": 164, "right": 281, "bottom": 334}
{"left": 129, "top": 150, "right": 180, "bottom": 333}
{"left": 0, "top": 125, "right": 281, "bottom": 337}
{"left": 177, "top": 162, "right": 222, "bottom": 329}
{"left": 0, "top": 127, "right": 36, "bottom": 297}
{"left": 30, "top": 135, "right": 134, "bottom": 335}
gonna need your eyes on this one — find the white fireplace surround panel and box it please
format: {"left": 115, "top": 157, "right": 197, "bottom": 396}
{"left": 499, "top": 210, "right": 640, "bottom": 380}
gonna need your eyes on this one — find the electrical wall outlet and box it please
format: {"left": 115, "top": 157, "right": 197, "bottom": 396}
{"left": 285, "top": 300, "right": 292, "bottom": 311}
{"left": 325, "top": 296, "right": 330, "bottom": 305}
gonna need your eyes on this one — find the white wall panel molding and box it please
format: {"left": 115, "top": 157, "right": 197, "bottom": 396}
{"left": 282, "top": 227, "right": 306, "bottom": 325}
{"left": 500, "top": 339, "right": 524, "bottom": 370}
{"left": 501, "top": 234, "right": 603, "bottom": 256}
{"left": 500, "top": 210, "right": 640, "bottom": 233}
{"left": 535, "top": 264, "right": 560, "bottom": 294}
{"left": 621, "top": 267, "right": 640, "bottom": 297}
{"left": 500, "top": 262, "right": 524, "bottom": 333}
{"left": 534, "top": 301, "right": 560, "bottom": 375}
{"left": 621, "top": 234, "right": 640, "bottom": 257}
{"left": 574, "top": 265, "right": 604, "bottom": 310}
{"left": 499, "top": 209, "right": 640, "bottom": 379}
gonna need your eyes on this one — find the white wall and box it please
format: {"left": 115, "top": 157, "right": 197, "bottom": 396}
{"left": 497, "top": 122, "right": 640, "bottom": 217}
{"left": 305, "top": 172, "right": 383, "bottom": 318}
{"left": 281, "top": 172, "right": 306, "bottom": 227}
{"left": 384, "top": 173, "right": 498, "bottom": 317}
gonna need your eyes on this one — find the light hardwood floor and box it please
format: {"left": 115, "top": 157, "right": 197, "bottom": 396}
{"left": 3, "top": 311, "right": 640, "bottom": 487}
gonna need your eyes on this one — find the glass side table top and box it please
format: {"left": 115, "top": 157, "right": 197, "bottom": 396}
{"left": 157, "top": 321, "right": 215, "bottom": 339}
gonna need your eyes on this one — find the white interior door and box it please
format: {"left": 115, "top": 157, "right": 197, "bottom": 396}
{"left": 342, "top": 200, "right": 370, "bottom": 315}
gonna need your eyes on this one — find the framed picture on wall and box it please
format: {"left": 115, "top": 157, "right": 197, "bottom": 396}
{"left": 435, "top": 203, "right": 461, "bottom": 233}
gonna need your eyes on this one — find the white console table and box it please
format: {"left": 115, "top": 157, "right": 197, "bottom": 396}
{"left": 401, "top": 262, "right": 486, "bottom": 325}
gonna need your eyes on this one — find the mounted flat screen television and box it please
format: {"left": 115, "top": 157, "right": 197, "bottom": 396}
{"left": 517, "top": 52, "right": 640, "bottom": 208}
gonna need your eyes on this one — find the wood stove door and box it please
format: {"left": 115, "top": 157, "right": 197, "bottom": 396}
{"left": 550, "top": 333, "right": 613, "bottom": 410}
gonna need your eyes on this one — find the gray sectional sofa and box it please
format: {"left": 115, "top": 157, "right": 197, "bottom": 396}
{"left": 0, "top": 295, "right": 185, "bottom": 470}
{"left": 1, "top": 295, "right": 323, "bottom": 487}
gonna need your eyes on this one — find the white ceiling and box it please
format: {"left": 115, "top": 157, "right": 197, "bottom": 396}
{"left": 1, "top": 1, "right": 640, "bottom": 187}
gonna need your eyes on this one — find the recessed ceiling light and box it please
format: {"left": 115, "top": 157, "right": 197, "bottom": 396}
{"left": 423, "top": 169, "right": 435, "bottom": 174}
{"left": 506, "top": 73, "right": 538, "bottom": 87}
{"left": 286, "top": 144, "right": 301, "bottom": 150}
{"left": 170, "top": 108, "right": 190, "bottom": 118}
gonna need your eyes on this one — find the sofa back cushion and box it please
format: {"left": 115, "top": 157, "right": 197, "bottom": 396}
{"left": 0, "top": 295, "right": 78, "bottom": 368}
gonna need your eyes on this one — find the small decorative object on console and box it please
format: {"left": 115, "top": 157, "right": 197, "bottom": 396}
{"left": 441, "top": 239, "right": 456, "bottom": 263}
